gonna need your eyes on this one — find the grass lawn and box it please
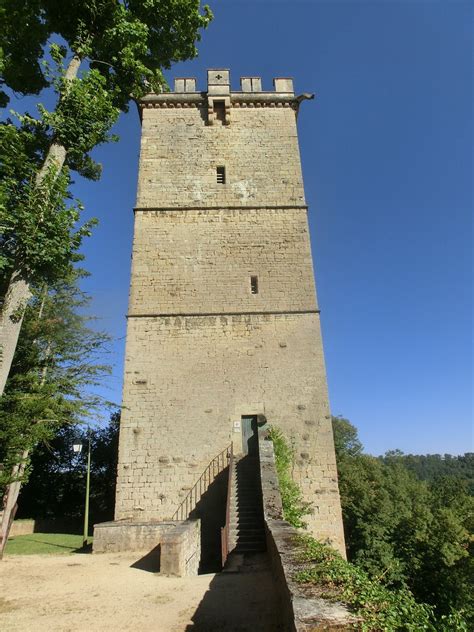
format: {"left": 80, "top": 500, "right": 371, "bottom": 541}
{"left": 5, "top": 533, "right": 92, "bottom": 555}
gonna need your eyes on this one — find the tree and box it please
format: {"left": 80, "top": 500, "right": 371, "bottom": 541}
{"left": 16, "top": 412, "right": 120, "bottom": 529}
{"left": 0, "top": 0, "right": 211, "bottom": 552}
{"left": 0, "top": 0, "right": 212, "bottom": 395}
{"left": 0, "top": 270, "right": 114, "bottom": 555}
{"left": 382, "top": 451, "right": 474, "bottom": 495}
{"left": 332, "top": 417, "right": 473, "bottom": 626}
{"left": 332, "top": 415, "right": 363, "bottom": 459}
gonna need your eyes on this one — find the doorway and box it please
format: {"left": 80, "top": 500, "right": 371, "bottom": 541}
{"left": 241, "top": 415, "right": 258, "bottom": 456}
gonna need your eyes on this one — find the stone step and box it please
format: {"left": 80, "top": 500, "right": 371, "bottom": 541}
{"left": 228, "top": 456, "right": 266, "bottom": 557}
{"left": 235, "top": 543, "right": 266, "bottom": 552}
{"left": 234, "top": 535, "right": 266, "bottom": 544}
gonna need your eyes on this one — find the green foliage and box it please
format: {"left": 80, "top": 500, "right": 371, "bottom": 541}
{"left": 17, "top": 413, "right": 120, "bottom": 527}
{"left": 295, "top": 535, "right": 437, "bottom": 631}
{"left": 38, "top": 57, "right": 120, "bottom": 156}
{"left": 382, "top": 451, "right": 474, "bottom": 495}
{"left": 0, "top": 0, "right": 212, "bottom": 296}
{"left": 0, "top": 0, "right": 49, "bottom": 106}
{"left": 0, "top": 271, "right": 114, "bottom": 493}
{"left": 1, "top": 0, "right": 213, "bottom": 108}
{"left": 295, "top": 534, "right": 468, "bottom": 632}
{"left": 267, "top": 427, "right": 311, "bottom": 529}
{"left": 0, "top": 159, "right": 96, "bottom": 283}
{"left": 332, "top": 415, "right": 363, "bottom": 458}
{"left": 332, "top": 417, "right": 473, "bottom": 627}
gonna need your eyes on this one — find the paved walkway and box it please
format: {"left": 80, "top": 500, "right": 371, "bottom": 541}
{"left": 0, "top": 551, "right": 283, "bottom": 631}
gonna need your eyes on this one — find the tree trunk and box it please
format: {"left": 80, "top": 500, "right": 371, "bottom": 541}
{"left": 0, "top": 54, "right": 81, "bottom": 557}
{"left": 0, "top": 451, "right": 28, "bottom": 558}
{"left": 0, "top": 273, "right": 31, "bottom": 396}
{"left": 0, "top": 54, "right": 80, "bottom": 399}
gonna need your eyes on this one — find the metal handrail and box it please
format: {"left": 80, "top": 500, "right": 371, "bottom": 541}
{"left": 221, "top": 442, "right": 234, "bottom": 566}
{"left": 172, "top": 444, "right": 232, "bottom": 521}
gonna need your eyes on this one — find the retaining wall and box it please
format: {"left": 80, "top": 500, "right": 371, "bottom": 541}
{"left": 93, "top": 520, "right": 175, "bottom": 553}
{"left": 160, "top": 519, "right": 201, "bottom": 576}
{"left": 259, "top": 438, "right": 358, "bottom": 631}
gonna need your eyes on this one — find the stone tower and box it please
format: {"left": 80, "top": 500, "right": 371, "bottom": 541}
{"left": 115, "top": 70, "right": 345, "bottom": 554}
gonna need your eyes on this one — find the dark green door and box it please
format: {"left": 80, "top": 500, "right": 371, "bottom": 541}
{"left": 242, "top": 416, "right": 258, "bottom": 456}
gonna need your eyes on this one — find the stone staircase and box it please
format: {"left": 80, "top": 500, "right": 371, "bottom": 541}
{"left": 229, "top": 455, "right": 266, "bottom": 554}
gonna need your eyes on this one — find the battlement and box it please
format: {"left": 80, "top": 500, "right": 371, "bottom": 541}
{"left": 172, "top": 69, "right": 294, "bottom": 95}
{"left": 140, "top": 69, "right": 313, "bottom": 121}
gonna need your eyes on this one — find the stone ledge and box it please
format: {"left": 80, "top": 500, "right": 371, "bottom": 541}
{"left": 258, "top": 438, "right": 359, "bottom": 631}
{"left": 161, "top": 519, "right": 201, "bottom": 577}
{"left": 93, "top": 520, "right": 176, "bottom": 553}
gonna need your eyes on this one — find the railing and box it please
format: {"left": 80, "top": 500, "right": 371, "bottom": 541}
{"left": 221, "top": 442, "right": 234, "bottom": 566}
{"left": 172, "top": 444, "right": 232, "bottom": 521}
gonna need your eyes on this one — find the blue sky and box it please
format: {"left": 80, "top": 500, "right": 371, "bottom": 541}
{"left": 14, "top": 1, "right": 472, "bottom": 455}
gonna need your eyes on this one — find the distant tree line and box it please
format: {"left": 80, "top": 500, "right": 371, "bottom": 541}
{"left": 380, "top": 449, "right": 474, "bottom": 495}
{"left": 333, "top": 417, "right": 473, "bottom": 628}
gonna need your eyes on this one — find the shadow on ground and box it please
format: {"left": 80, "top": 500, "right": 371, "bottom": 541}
{"left": 185, "top": 553, "right": 284, "bottom": 631}
{"left": 130, "top": 544, "right": 161, "bottom": 573}
{"left": 72, "top": 542, "right": 93, "bottom": 554}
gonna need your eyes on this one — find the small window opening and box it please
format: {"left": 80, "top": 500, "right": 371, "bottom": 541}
{"left": 250, "top": 276, "right": 259, "bottom": 294}
{"left": 216, "top": 166, "right": 226, "bottom": 184}
{"left": 214, "top": 100, "right": 226, "bottom": 123}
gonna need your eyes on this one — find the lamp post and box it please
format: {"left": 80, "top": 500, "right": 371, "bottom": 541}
{"left": 72, "top": 429, "right": 92, "bottom": 549}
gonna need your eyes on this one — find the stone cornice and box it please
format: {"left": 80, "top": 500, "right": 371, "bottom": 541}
{"left": 139, "top": 92, "right": 301, "bottom": 110}
{"left": 126, "top": 309, "right": 321, "bottom": 318}
{"left": 133, "top": 205, "right": 309, "bottom": 213}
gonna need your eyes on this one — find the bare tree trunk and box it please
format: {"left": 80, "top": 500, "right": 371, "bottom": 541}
{"left": 0, "top": 54, "right": 82, "bottom": 555}
{"left": 0, "top": 54, "right": 80, "bottom": 399}
{"left": 0, "top": 274, "right": 31, "bottom": 396}
{"left": 0, "top": 451, "right": 28, "bottom": 558}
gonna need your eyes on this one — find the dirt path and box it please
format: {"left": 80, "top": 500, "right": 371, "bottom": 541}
{"left": 0, "top": 552, "right": 282, "bottom": 631}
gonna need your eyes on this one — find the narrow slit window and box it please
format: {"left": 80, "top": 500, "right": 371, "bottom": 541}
{"left": 216, "top": 166, "right": 226, "bottom": 184}
{"left": 250, "top": 276, "right": 259, "bottom": 294}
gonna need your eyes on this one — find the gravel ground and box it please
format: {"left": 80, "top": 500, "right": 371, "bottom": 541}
{"left": 0, "top": 551, "right": 283, "bottom": 631}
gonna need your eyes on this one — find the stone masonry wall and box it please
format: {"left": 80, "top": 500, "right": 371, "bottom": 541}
{"left": 129, "top": 208, "right": 317, "bottom": 315}
{"left": 136, "top": 107, "right": 305, "bottom": 209}
{"left": 115, "top": 312, "right": 345, "bottom": 552}
{"left": 115, "top": 72, "right": 345, "bottom": 555}
{"left": 259, "top": 439, "right": 355, "bottom": 627}
{"left": 160, "top": 519, "right": 201, "bottom": 576}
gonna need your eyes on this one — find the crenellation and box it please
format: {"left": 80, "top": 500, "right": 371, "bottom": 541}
{"left": 240, "top": 76, "right": 262, "bottom": 92}
{"left": 173, "top": 77, "right": 197, "bottom": 93}
{"left": 273, "top": 77, "right": 294, "bottom": 93}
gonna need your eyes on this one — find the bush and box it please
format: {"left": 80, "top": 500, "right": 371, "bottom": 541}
{"left": 295, "top": 534, "right": 455, "bottom": 631}
{"left": 268, "top": 427, "right": 469, "bottom": 631}
{"left": 267, "top": 427, "right": 310, "bottom": 528}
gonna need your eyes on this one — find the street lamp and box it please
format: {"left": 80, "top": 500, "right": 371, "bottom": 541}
{"left": 72, "top": 430, "right": 92, "bottom": 549}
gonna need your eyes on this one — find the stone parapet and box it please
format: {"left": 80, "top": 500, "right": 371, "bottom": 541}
{"left": 160, "top": 519, "right": 201, "bottom": 576}
{"left": 93, "top": 520, "right": 175, "bottom": 553}
{"left": 258, "top": 438, "right": 357, "bottom": 631}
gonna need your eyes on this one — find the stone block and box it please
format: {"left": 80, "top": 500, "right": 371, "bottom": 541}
{"left": 174, "top": 77, "right": 196, "bottom": 93}
{"left": 240, "top": 76, "right": 262, "bottom": 92}
{"left": 274, "top": 77, "right": 294, "bottom": 93}
{"left": 92, "top": 520, "right": 175, "bottom": 553}
{"left": 160, "top": 519, "right": 201, "bottom": 576}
